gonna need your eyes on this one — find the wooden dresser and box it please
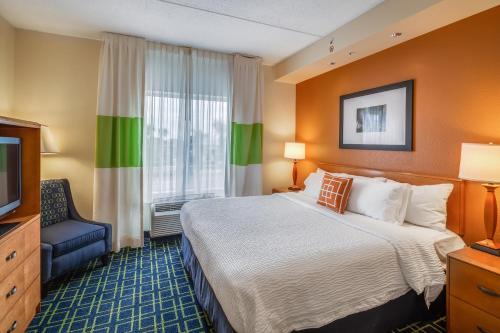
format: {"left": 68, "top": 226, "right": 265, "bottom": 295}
{"left": 447, "top": 247, "right": 500, "bottom": 333}
{"left": 0, "top": 116, "right": 42, "bottom": 332}
{"left": 0, "top": 215, "right": 41, "bottom": 333}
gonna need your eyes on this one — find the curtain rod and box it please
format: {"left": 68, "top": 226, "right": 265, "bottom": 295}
{"left": 101, "top": 31, "right": 261, "bottom": 60}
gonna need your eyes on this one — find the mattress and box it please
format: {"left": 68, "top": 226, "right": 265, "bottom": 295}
{"left": 181, "top": 192, "right": 450, "bottom": 333}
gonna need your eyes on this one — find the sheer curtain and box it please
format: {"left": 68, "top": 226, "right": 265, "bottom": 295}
{"left": 143, "top": 42, "right": 233, "bottom": 222}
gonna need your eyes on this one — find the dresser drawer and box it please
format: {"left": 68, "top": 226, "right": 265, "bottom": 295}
{"left": 449, "top": 257, "right": 500, "bottom": 317}
{"left": 0, "top": 248, "right": 40, "bottom": 321}
{"left": 450, "top": 296, "right": 500, "bottom": 333}
{"left": 0, "top": 217, "right": 39, "bottom": 282}
{"left": 0, "top": 229, "right": 26, "bottom": 283}
{"left": 24, "top": 275, "right": 41, "bottom": 326}
{"left": 0, "top": 278, "right": 40, "bottom": 333}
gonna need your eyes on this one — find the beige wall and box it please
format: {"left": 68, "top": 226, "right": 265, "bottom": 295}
{"left": 14, "top": 30, "right": 101, "bottom": 218}
{"left": 262, "top": 66, "right": 296, "bottom": 194}
{"left": 0, "top": 15, "right": 15, "bottom": 116}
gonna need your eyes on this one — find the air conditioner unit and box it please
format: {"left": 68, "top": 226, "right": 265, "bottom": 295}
{"left": 150, "top": 193, "right": 215, "bottom": 238}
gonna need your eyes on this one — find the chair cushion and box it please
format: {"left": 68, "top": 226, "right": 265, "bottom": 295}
{"left": 41, "top": 220, "right": 106, "bottom": 257}
{"left": 41, "top": 179, "right": 69, "bottom": 227}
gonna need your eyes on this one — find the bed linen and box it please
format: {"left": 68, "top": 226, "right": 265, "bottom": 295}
{"left": 181, "top": 192, "right": 448, "bottom": 333}
{"left": 182, "top": 235, "right": 446, "bottom": 333}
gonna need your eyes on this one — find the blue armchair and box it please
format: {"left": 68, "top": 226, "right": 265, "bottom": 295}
{"left": 40, "top": 179, "right": 112, "bottom": 295}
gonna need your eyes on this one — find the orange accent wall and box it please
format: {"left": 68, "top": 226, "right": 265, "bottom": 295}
{"left": 296, "top": 6, "right": 500, "bottom": 244}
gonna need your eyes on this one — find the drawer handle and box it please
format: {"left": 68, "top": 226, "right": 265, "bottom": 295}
{"left": 5, "top": 250, "right": 17, "bottom": 262}
{"left": 7, "top": 320, "right": 17, "bottom": 333}
{"left": 477, "top": 284, "right": 500, "bottom": 297}
{"left": 6, "top": 286, "right": 17, "bottom": 298}
{"left": 477, "top": 325, "right": 491, "bottom": 333}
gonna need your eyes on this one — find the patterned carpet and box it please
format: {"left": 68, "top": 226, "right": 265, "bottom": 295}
{"left": 28, "top": 236, "right": 446, "bottom": 333}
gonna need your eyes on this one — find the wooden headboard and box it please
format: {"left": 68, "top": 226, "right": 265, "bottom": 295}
{"left": 318, "top": 162, "right": 465, "bottom": 236}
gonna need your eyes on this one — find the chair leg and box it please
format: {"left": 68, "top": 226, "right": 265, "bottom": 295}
{"left": 100, "top": 254, "right": 110, "bottom": 266}
{"left": 41, "top": 283, "right": 48, "bottom": 299}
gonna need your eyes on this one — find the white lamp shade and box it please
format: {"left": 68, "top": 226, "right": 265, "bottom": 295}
{"left": 284, "top": 142, "right": 305, "bottom": 160}
{"left": 459, "top": 143, "right": 500, "bottom": 183}
{"left": 41, "top": 126, "right": 60, "bottom": 154}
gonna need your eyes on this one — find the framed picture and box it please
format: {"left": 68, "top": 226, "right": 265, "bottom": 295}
{"left": 339, "top": 80, "right": 413, "bottom": 151}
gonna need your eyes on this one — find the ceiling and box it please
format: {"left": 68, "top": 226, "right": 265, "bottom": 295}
{"left": 0, "top": 0, "right": 383, "bottom": 65}
{"left": 274, "top": 0, "right": 500, "bottom": 83}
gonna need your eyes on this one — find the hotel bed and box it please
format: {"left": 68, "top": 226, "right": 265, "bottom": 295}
{"left": 180, "top": 163, "right": 466, "bottom": 333}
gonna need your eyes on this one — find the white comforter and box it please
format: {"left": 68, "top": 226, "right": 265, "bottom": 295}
{"left": 181, "top": 192, "right": 447, "bottom": 333}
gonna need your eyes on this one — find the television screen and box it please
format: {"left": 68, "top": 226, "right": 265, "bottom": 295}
{"left": 0, "top": 137, "right": 21, "bottom": 217}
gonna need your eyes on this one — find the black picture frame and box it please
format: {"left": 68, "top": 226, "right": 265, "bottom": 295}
{"left": 339, "top": 79, "right": 414, "bottom": 151}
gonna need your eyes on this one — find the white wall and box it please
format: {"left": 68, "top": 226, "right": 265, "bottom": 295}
{"left": 262, "top": 66, "right": 296, "bottom": 194}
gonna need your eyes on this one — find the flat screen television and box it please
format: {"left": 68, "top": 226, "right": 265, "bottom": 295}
{"left": 0, "top": 137, "right": 21, "bottom": 217}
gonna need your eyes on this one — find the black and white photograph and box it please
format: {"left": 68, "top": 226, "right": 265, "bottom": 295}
{"left": 340, "top": 80, "right": 413, "bottom": 151}
{"left": 356, "top": 104, "right": 387, "bottom": 133}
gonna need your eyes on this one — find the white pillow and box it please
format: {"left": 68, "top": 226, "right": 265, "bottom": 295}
{"left": 347, "top": 179, "right": 411, "bottom": 224}
{"left": 304, "top": 169, "right": 387, "bottom": 199}
{"left": 387, "top": 179, "right": 412, "bottom": 225}
{"left": 303, "top": 172, "right": 323, "bottom": 198}
{"left": 405, "top": 184, "right": 454, "bottom": 231}
{"left": 316, "top": 168, "right": 387, "bottom": 182}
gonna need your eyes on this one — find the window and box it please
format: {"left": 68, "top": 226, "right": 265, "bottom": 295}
{"left": 143, "top": 45, "right": 232, "bottom": 200}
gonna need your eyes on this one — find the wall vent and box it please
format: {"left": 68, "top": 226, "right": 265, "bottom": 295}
{"left": 150, "top": 194, "right": 214, "bottom": 238}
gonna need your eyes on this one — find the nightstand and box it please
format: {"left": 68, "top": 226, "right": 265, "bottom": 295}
{"left": 272, "top": 187, "right": 302, "bottom": 194}
{"left": 447, "top": 247, "right": 500, "bottom": 333}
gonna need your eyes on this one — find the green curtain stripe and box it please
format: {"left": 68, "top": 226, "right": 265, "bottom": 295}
{"left": 95, "top": 115, "right": 143, "bottom": 168}
{"left": 231, "top": 122, "right": 263, "bottom": 166}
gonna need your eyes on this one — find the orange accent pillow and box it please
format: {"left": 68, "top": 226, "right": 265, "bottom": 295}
{"left": 317, "top": 174, "right": 353, "bottom": 214}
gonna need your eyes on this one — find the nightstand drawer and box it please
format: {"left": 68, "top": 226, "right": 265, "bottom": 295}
{"left": 449, "top": 257, "right": 500, "bottom": 317}
{"left": 449, "top": 296, "right": 500, "bottom": 333}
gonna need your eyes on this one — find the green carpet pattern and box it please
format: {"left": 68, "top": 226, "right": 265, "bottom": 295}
{"left": 27, "top": 236, "right": 446, "bottom": 333}
{"left": 28, "top": 237, "right": 212, "bottom": 333}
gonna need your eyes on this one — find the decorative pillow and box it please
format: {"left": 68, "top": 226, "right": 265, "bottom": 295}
{"left": 41, "top": 179, "right": 69, "bottom": 227}
{"left": 405, "top": 184, "right": 454, "bottom": 231}
{"left": 347, "top": 179, "right": 410, "bottom": 224}
{"left": 317, "top": 174, "right": 353, "bottom": 214}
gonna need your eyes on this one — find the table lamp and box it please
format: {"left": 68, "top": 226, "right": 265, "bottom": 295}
{"left": 284, "top": 142, "right": 305, "bottom": 191}
{"left": 41, "top": 125, "right": 60, "bottom": 155}
{"left": 459, "top": 142, "right": 500, "bottom": 256}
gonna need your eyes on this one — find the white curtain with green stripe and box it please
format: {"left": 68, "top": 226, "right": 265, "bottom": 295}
{"left": 93, "top": 34, "right": 145, "bottom": 251}
{"left": 229, "top": 55, "right": 263, "bottom": 196}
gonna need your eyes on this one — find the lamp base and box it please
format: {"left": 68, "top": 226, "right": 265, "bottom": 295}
{"left": 471, "top": 239, "right": 500, "bottom": 256}
{"left": 288, "top": 185, "right": 302, "bottom": 192}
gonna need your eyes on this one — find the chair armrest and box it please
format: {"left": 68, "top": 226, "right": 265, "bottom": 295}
{"left": 41, "top": 242, "right": 53, "bottom": 284}
{"left": 59, "top": 179, "right": 113, "bottom": 253}
{"left": 83, "top": 220, "right": 112, "bottom": 254}
{"left": 60, "top": 179, "right": 113, "bottom": 253}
